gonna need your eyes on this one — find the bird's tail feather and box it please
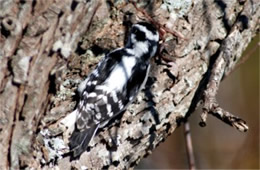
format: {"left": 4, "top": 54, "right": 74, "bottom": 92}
{"left": 69, "top": 124, "right": 99, "bottom": 158}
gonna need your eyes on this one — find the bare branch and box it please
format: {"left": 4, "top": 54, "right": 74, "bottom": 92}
{"left": 200, "top": 55, "right": 249, "bottom": 132}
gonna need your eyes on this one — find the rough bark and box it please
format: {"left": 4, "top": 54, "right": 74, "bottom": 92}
{"left": 0, "top": 0, "right": 258, "bottom": 169}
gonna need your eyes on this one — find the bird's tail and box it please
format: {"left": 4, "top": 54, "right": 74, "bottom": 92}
{"left": 69, "top": 124, "right": 99, "bottom": 158}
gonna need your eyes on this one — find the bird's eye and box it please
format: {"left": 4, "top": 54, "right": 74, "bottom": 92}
{"left": 131, "top": 27, "right": 146, "bottom": 41}
{"left": 132, "top": 27, "right": 138, "bottom": 34}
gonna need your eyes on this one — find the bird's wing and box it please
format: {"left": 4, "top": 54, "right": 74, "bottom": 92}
{"left": 75, "top": 49, "right": 126, "bottom": 130}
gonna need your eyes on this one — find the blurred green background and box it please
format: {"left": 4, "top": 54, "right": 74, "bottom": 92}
{"left": 138, "top": 36, "right": 259, "bottom": 169}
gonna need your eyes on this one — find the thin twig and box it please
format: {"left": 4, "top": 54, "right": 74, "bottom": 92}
{"left": 184, "top": 121, "right": 196, "bottom": 170}
{"left": 230, "top": 41, "right": 259, "bottom": 75}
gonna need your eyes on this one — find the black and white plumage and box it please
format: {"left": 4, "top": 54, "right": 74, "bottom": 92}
{"left": 69, "top": 22, "right": 159, "bottom": 158}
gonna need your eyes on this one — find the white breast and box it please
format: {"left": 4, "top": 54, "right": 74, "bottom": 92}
{"left": 104, "top": 56, "right": 136, "bottom": 92}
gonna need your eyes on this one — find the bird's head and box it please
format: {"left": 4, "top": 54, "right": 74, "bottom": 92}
{"left": 126, "top": 22, "right": 159, "bottom": 59}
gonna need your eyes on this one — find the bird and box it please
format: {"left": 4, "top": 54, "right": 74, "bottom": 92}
{"left": 69, "top": 22, "right": 159, "bottom": 158}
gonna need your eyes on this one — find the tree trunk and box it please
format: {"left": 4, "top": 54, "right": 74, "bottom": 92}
{"left": 0, "top": 0, "right": 258, "bottom": 169}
